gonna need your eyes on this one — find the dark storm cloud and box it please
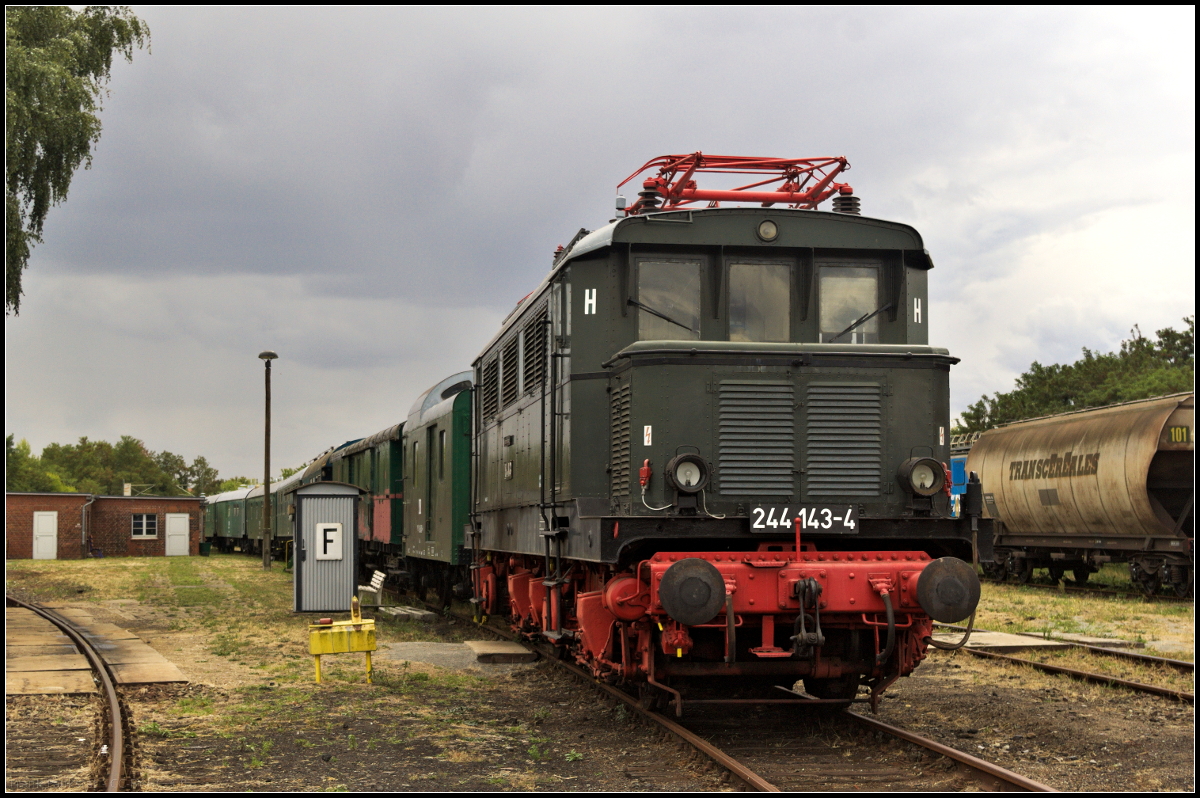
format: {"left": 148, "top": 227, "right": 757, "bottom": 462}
{"left": 42, "top": 6, "right": 1178, "bottom": 298}
{"left": 7, "top": 6, "right": 1193, "bottom": 475}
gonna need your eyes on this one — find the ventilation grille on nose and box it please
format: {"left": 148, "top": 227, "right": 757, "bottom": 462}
{"left": 718, "top": 382, "right": 795, "bottom": 496}
{"left": 805, "top": 383, "right": 882, "bottom": 496}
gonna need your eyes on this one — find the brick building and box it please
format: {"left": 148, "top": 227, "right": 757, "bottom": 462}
{"left": 6, "top": 493, "right": 202, "bottom": 560}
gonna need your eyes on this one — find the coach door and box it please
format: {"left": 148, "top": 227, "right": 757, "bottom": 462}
{"left": 165, "top": 514, "right": 190, "bottom": 556}
{"left": 33, "top": 512, "right": 58, "bottom": 560}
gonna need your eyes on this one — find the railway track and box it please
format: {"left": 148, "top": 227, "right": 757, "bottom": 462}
{"left": 962, "top": 648, "right": 1193, "bottom": 704}
{"left": 5, "top": 595, "right": 133, "bottom": 792}
{"left": 936, "top": 622, "right": 1194, "bottom": 703}
{"left": 409, "top": 596, "right": 1054, "bottom": 792}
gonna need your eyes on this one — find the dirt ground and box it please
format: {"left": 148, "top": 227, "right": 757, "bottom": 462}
{"left": 864, "top": 649, "right": 1194, "bottom": 792}
{"left": 5, "top": 556, "right": 1195, "bottom": 792}
{"left": 5, "top": 558, "right": 728, "bottom": 792}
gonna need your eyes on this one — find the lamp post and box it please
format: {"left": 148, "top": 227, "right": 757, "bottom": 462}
{"left": 259, "top": 350, "right": 278, "bottom": 569}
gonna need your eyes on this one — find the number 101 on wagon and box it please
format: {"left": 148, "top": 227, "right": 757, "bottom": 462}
{"left": 750, "top": 505, "right": 859, "bottom": 533}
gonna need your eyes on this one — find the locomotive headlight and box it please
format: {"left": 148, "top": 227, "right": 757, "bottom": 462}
{"left": 666, "top": 454, "right": 709, "bottom": 493}
{"left": 897, "top": 457, "right": 946, "bottom": 497}
{"left": 756, "top": 220, "right": 779, "bottom": 242}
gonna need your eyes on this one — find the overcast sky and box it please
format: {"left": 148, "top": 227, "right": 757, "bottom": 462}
{"left": 6, "top": 6, "right": 1195, "bottom": 481}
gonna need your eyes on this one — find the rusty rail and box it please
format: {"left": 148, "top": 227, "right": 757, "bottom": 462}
{"left": 845, "top": 711, "right": 1055, "bottom": 791}
{"left": 6, "top": 595, "right": 128, "bottom": 791}
{"left": 964, "top": 648, "right": 1194, "bottom": 704}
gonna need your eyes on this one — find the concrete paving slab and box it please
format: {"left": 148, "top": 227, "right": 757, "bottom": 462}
{"left": 85, "top": 643, "right": 169, "bottom": 665}
{"left": 5, "top": 671, "right": 97, "bottom": 695}
{"left": 75, "top": 624, "right": 142, "bottom": 640}
{"left": 378, "top": 606, "right": 437, "bottom": 622}
{"left": 377, "top": 642, "right": 537, "bottom": 674}
{"left": 6, "top": 654, "right": 91, "bottom": 672}
{"left": 5, "top": 645, "right": 79, "bottom": 659}
{"left": 5, "top": 634, "right": 73, "bottom": 646}
{"left": 1056, "top": 633, "right": 1140, "bottom": 648}
{"left": 109, "top": 662, "right": 187, "bottom": 684}
{"left": 464, "top": 640, "right": 539, "bottom": 663}
{"left": 932, "top": 630, "right": 1073, "bottom": 653}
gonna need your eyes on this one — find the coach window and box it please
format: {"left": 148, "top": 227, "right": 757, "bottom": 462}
{"left": 729, "top": 262, "right": 791, "bottom": 342}
{"left": 636, "top": 259, "right": 701, "bottom": 340}
{"left": 438, "top": 430, "right": 446, "bottom": 480}
{"left": 132, "top": 514, "right": 158, "bottom": 537}
{"left": 819, "top": 265, "right": 880, "bottom": 344}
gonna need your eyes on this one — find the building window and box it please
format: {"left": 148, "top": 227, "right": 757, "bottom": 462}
{"left": 132, "top": 514, "right": 158, "bottom": 537}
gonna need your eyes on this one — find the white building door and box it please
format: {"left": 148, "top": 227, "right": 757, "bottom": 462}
{"left": 165, "top": 514, "right": 190, "bottom": 556}
{"left": 33, "top": 512, "right": 58, "bottom": 560}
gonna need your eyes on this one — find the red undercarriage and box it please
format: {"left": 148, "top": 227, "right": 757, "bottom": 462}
{"left": 474, "top": 545, "right": 936, "bottom": 707}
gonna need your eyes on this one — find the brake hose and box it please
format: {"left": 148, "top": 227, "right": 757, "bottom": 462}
{"left": 926, "top": 611, "right": 976, "bottom": 650}
{"left": 876, "top": 590, "right": 896, "bottom": 665}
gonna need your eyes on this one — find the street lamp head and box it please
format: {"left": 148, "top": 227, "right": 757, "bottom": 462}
{"left": 259, "top": 350, "right": 278, "bottom": 361}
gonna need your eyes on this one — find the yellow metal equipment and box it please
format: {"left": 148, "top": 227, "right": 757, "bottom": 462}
{"left": 309, "top": 596, "right": 376, "bottom": 684}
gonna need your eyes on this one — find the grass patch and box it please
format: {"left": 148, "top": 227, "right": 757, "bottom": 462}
{"left": 974, "top": 580, "right": 1194, "bottom": 659}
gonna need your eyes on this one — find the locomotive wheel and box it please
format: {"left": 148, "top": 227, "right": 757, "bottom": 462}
{"left": 1072, "top": 568, "right": 1091, "bottom": 584}
{"left": 804, "top": 674, "right": 860, "bottom": 701}
{"left": 1048, "top": 566, "right": 1065, "bottom": 583}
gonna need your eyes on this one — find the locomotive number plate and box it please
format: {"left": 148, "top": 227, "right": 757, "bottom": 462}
{"left": 750, "top": 505, "right": 859, "bottom": 534}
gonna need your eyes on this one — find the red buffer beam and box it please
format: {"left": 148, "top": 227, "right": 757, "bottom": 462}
{"left": 618, "top": 153, "right": 852, "bottom": 215}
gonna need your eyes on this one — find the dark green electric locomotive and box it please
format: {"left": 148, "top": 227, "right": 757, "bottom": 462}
{"left": 480, "top": 155, "right": 988, "bottom": 710}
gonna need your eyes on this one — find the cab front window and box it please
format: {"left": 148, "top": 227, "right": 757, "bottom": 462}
{"left": 819, "top": 265, "right": 880, "bottom": 344}
{"left": 637, "top": 260, "right": 701, "bottom": 340}
{"left": 729, "top": 262, "right": 791, "bottom": 342}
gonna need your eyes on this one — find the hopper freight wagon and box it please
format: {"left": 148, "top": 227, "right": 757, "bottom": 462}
{"left": 966, "top": 393, "right": 1194, "bottom": 596}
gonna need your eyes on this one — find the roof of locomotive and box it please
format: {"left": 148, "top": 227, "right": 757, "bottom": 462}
{"left": 473, "top": 206, "right": 932, "bottom": 364}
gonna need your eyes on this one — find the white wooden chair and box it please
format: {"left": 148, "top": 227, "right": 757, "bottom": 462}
{"left": 357, "top": 570, "right": 386, "bottom": 608}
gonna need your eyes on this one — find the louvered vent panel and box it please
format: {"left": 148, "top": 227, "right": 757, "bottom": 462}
{"left": 523, "top": 308, "right": 547, "bottom": 390}
{"left": 610, "top": 383, "right": 632, "bottom": 497}
{"left": 805, "top": 383, "right": 883, "bottom": 497}
{"left": 501, "top": 337, "right": 520, "bottom": 407}
{"left": 718, "top": 383, "right": 794, "bottom": 496}
{"left": 481, "top": 359, "right": 499, "bottom": 419}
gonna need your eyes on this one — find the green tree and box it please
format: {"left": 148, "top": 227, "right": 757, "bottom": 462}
{"left": 188, "top": 456, "right": 221, "bottom": 496}
{"left": 154, "top": 449, "right": 190, "bottom": 492}
{"left": 956, "top": 317, "right": 1195, "bottom": 433}
{"left": 6, "top": 434, "right": 75, "bottom": 492}
{"left": 6, "top": 6, "right": 149, "bottom": 314}
{"left": 216, "top": 476, "right": 257, "bottom": 494}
